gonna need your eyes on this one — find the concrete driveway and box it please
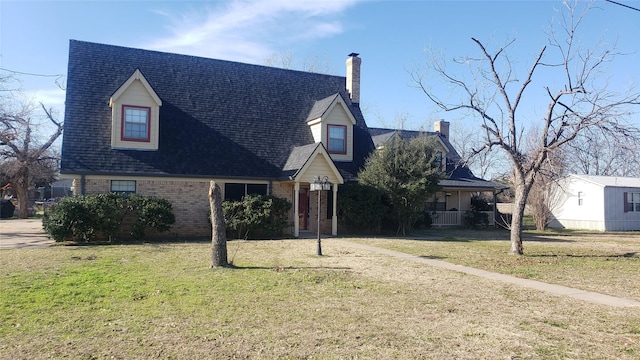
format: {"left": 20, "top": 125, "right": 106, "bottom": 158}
{"left": 0, "top": 218, "right": 54, "bottom": 249}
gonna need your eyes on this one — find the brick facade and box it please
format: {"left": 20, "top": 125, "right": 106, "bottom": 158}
{"left": 69, "top": 177, "right": 337, "bottom": 239}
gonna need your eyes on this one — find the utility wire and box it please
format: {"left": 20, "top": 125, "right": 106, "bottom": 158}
{"left": 604, "top": 0, "right": 640, "bottom": 12}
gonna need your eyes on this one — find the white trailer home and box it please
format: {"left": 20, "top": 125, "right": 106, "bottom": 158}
{"left": 548, "top": 175, "right": 640, "bottom": 231}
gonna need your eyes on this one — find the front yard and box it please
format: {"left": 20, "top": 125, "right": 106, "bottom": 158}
{"left": 0, "top": 229, "right": 638, "bottom": 359}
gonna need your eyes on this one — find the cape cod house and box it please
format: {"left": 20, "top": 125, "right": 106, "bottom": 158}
{"left": 61, "top": 40, "right": 502, "bottom": 238}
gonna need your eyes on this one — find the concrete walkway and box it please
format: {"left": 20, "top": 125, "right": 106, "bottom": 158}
{"left": 0, "top": 218, "right": 54, "bottom": 249}
{"left": 333, "top": 239, "right": 640, "bottom": 308}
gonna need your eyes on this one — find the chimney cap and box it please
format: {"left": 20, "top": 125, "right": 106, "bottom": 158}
{"left": 348, "top": 52, "right": 360, "bottom": 57}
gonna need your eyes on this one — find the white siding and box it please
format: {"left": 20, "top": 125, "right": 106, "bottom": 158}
{"left": 549, "top": 176, "right": 640, "bottom": 231}
{"left": 298, "top": 155, "right": 341, "bottom": 185}
{"left": 604, "top": 186, "right": 640, "bottom": 231}
{"left": 550, "top": 177, "right": 606, "bottom": 231}
{"left": 309, "top": 122, "right": 322, "bottom": 143}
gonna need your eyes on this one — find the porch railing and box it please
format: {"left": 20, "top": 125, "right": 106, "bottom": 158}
{"left": 430, "top": 211, "right": 495, "bottom": 227}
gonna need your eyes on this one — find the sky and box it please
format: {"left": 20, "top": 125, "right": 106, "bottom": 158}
{"left": 1, "top": 0, "right": 639, "bottom": 135}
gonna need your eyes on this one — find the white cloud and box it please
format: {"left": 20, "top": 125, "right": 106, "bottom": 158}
{"left": 28, "top": 88, "right": 66, "bottom": 108}
{"left": 143, "top": 0, "right": 361, "bottom": 64}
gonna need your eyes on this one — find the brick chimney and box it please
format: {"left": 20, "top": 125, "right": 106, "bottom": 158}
{"left": 346, "top": 53, "right": 361, "bottom": 104}
{"left": 434, "top": 120, "right": 450, "bottom": 138}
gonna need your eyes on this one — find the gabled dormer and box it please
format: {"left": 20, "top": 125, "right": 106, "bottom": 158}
{"left": 306, "top": 93, "right": 357, "bottom": 162}
{"left": 109, "top": 69, "right": 162, "bottom": 150}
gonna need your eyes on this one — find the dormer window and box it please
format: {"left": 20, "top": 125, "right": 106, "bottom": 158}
{"left": 435, "top": 151, "right": 443, "bottom": 170}
{"left": 327, "top": 124, "right": 347, "bottom": 154}
{"left": 122, "top": 105, "right": 151, "bottom": 141}
{"left": 110, "top": 69, "right": 161, "bottom": 150}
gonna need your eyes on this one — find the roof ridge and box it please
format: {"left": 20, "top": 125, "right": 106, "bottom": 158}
{"left": 69, "top": 39, "right": 345, "bottom": 79}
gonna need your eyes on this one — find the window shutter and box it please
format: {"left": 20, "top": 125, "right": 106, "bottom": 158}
{"left": 623, "top": 192, "right": 628, "bottom": 213}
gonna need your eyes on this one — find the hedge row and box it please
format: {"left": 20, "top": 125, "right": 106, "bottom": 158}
{"left": 42, "top": 193, "right": 175, "bottom": 242}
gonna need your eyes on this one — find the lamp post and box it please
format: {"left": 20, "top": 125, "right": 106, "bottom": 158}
{"left": 310, "top": 176, "right": 331, "bottom": 256}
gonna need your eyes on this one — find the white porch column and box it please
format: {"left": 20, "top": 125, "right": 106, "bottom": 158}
{"left": 332, "top": 184, "right": 338, "bottom": 236}
{"left": 294, "top": 182, "right": 300, "bottom": 237}
{"left": 457, "top": 190, "right": 461, "bottom": 226}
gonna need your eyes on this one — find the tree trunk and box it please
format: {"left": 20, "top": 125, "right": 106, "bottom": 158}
{"left": 209, "top": 181, "right": 228, "bottom": 268}
{"left": 15, "top": 171, "right": 29, "bottom": 219}
{"left": 509, "top": 181, "right": 530, "bottom": 255}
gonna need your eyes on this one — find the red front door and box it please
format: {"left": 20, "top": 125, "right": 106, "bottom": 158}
{"left": 298, "top": 189, "right": 309, "bottom": 230}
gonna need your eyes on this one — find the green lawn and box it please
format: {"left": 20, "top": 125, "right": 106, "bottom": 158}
{"left": 1, "top": 231, "right": 639, "bottom": 359}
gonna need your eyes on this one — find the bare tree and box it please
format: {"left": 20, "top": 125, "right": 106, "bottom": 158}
{"left": 411, "top": 0, "right": 640, "bottom": 254}
{"left": 0, "top": 100, "right": 63, "bottom": 218}
{"left": 526, "top": 131, "right": 567, "bottom": 230}
{"left": 565, "top": 127, "right": 640, "bottom": 177}
{"left": 209, "top": 181, "right": 228, "bottom": 268}
{"left": 263, "top": 50, "right": 336, "bottom": 74}
{"left": 449, "top": 124, "right": 508, "bottom": 180}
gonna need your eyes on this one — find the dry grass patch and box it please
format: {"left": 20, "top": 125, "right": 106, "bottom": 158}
{"left": 0, "top": 237, "right": 638, "bottom": 359}
{"left": 352, "top": 229, "right": 640, "bottom": 301}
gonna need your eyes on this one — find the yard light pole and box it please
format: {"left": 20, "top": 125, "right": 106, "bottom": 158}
{"left": 310, "top": 176, "right": 331, "bottom": 256}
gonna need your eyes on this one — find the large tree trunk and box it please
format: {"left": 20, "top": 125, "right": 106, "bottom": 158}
{"left": 509, "top": 192, "right": 525, "bottom": 255}
{"left": 209, "top": 181, "right": 228, "bottom": 268}
{"left": 510, "top": 177, "right": 533, "bottom": 255}
{"left": 15, "top": 171, "right": 29, "bottom": 219}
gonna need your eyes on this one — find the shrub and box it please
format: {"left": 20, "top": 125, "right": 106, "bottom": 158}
{"left": 463, "top": 210, "right": 489, "bottom": 228}
{"left": 125, "top": 194, "right": 175, "bottom": 239}
{"left": 336, "top": 182, "right": 389, "bottom": 235}
{"left": 42, "top": 193, "right": 175, "bottom": 242}
{"left": 222, "top": 194, "right": 291, "bottom": 239}
{"left": 463, "top": 194, "right": 492, "bottom": 228}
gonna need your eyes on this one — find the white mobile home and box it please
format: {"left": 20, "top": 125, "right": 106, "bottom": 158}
{"left": 549, "top": 175, "right": 640, "bottom": 231}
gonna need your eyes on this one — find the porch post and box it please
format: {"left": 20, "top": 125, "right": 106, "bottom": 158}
{"left": 332, "top": 184, "right": 338, "bottom": 236}
{"left": 492, "top": 190, "right": 497, "bottom": 228}
{"left": 457, "top": 190, "right": 461, "bottom": 226}
{"left": 294, "top": 182, "right": 300, "bottom": 237}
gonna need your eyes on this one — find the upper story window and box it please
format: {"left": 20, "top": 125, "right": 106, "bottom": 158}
{"left": 435, "top": 151, "right": 443, "bottom": 170}
{"left": 577, "top": 191, "right": 584, "bottom": 206}
{"left": 327, "top": 124, "right": 347, "bottom": 154}
{"left": 110, "top": 69, "right": 162, "bottom": 151}
{"left": 122, "top": 106, "right": 150, "bottom": 141}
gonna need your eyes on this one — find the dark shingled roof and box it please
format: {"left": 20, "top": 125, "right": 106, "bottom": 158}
{"left": 61, "top": 40, "right": 374, "bottom": 180}
{"left": 281, "top": 143, "right": 322, "bottom": 179}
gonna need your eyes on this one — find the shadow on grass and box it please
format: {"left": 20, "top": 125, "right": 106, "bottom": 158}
{"left": 222, "top": 265, "right": 353, "bottom": 271}
{"left": 526, "top": 252, "right": 638, "bottom": 259}
{"left": 418, "top": 255, "right": 447, "bottom": 260}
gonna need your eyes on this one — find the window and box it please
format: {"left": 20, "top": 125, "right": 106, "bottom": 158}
{"left": 224, "top": 183, "right": 268, "bottom": 201}
{"left": 435, "top": 152, "right": 443, "bottom": 170}
{"left": 627, "top": 192, "right": 640, "bottom": 212}
{"left": 327, "top": 125, "right": 347, "bottom": 154}
{"left": 578, "top": 191, "right": 584, "bottom": 206}
{"left": 111, "top": 180, "right": 136, "bottom": 193}
{"left": 122, "top": 105, "right": 150, "bottom": 141}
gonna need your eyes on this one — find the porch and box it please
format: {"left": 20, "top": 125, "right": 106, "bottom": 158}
{"left": 430, "top": 210, "right": 495, "bottom": 227}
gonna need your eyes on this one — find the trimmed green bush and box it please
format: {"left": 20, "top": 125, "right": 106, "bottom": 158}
{"left": 336, "top": 182, "right": 389, "bottom": 235}
{"left": 42, "top": 193, "right": 175, "bottom": 242}
{"left": 222, "top": 194, "right": 291, "bottom": 239}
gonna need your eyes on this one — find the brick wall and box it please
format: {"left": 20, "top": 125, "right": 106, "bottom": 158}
{"left": 73, "top": 177, "right": 212, "bottom": 238}
{"left": 70, "top": 177, "right": 302, "bottom": 238}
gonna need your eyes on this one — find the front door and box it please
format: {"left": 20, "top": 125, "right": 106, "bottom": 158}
{"left": 298, "top": 188, "right": 309, "bottom": 230}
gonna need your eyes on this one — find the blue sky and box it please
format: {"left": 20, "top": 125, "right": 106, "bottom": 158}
{"left": 1, "top": 0, "right": 639, "bottom": 132}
